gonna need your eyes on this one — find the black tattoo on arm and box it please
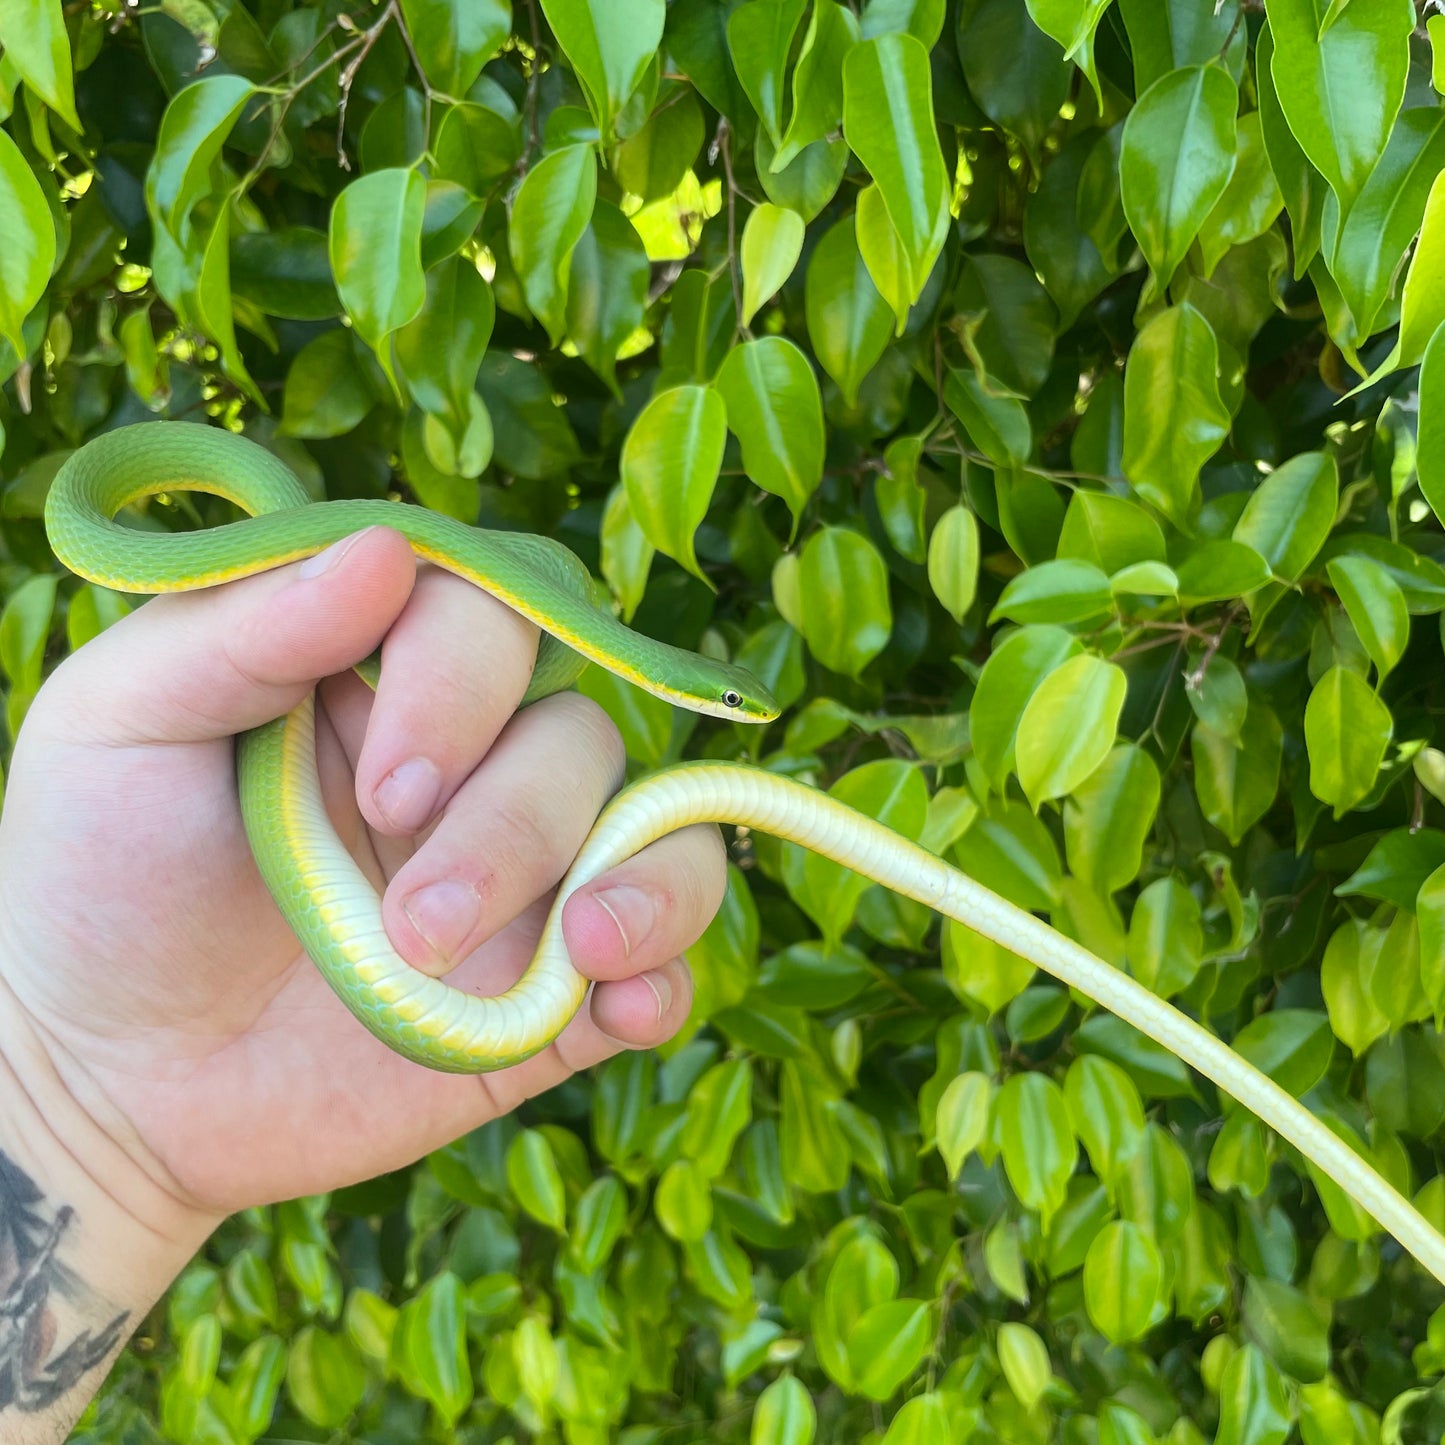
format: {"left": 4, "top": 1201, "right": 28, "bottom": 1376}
{"left": 0, "top": 1152, "right": 128, "bottom": 1414}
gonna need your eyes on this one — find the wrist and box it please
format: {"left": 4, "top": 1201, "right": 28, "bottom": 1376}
{"left": 0, "top": 973, "right": 218, "bottom": 1441}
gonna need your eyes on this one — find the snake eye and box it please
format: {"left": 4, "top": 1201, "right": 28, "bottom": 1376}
{"left": 722, "top": 689, "right": 743, "bottom": 709}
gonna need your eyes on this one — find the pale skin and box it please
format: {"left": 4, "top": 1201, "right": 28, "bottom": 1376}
{"left": 0, "top": 527, "right": 725, "bottom": 1444}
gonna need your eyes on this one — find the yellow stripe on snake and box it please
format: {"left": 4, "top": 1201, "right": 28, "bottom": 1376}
{"left": 44, "top": 421, "right": 1445, "bottom": 1285}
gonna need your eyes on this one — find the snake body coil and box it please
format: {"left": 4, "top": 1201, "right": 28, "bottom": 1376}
{"left": 44, "top": 421, "right": 1445, "bottom": 1286}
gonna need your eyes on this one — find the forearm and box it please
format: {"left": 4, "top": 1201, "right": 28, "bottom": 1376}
{"left": 0, "top": 990, "right": 216, "bottom": 1444}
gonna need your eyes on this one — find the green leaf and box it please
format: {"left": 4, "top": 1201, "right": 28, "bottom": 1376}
{"left": 1196, "top": 111, "right": 1284, "bottom": 277}
{"left": 1232, "top": 451, "right": 1338, "bottom": 581}
{"left": 400, "top": 0, "right": 510, "bottom": 95}
{"left": 1185, "top": 653, "right": 1247, "bottom": 742}
{"left": 1326, "top": 554, "right": 1409, "bottom": 678}
{"left": 996, "top": 1321, "right": 1052, "bottom": 1411}
{"left": 1331, "top": 108, "right": 1445, "bottom": 342}
{"left": 1244, "top": 1276, "right": 1330, "bottom": 1384}
{"left": 996, "top": 1072, "right": 1076, "bottom": 1222}
{"left": 848, "top": 1300, "right": 932, "bottom": 1400}
{"left": 1122, "top": 303, "right": 1231, "bottom": 526}
{"left": 286, "top": 1327, "right": 366, "bottom": 1429}
{"left": 879, "top": 1394, "right": 952, "bottom": 1445}
{"left": 1233, "top": 1010, "right": 1334, "bottom": 1098}
{"left": 567, "top": 198, "right": 650, "bottom": 394}
{"left": 991, "top": 559, "right": 1112, "bottom": 627}
{"left": 655, "top": 1159, "right": 713, "bottom": 1241}
{"left": 1267, "top": 0, "right": 1413, "bottom": 212}
{"left": 714, "top": 337, "right": 825, "bottom": 529}
{"left": 329, "top": 168, "right": 427, "bottom": 390}
{"left": 1065, "top": 1054, "right": 1146, "bottom": 1187}
{"left": 1214, "top": 1344, "right": 1290, "bottom": 1445}
{"left": 1257, "top": 20, "right": 1324, "bottom": 277}
{"left": 842, "top": 34, "right": 950, "bottom": 319}
{"left": 620, "top": 384, "right": 726, "bottom": 583}
{"left": 936, "top": 1071, "right": 992, "bottom": 1180}
{"left": 1305, "top": 665, "right": 1392, "bottom": 814}
{"left": 0, "top": 129, "right": 54, "bottom": 357}
{"left": 395, "top": 256, "right": 494, "bottom": 430}
{"left": 1191, "top": 698, "right": 1283, "bottom": 845}
{"left": 681, "top": 1058, "right": 754, "bottom": 1179}
{"left": 280, "top": 330, "right": 374, "bottom": 439}
{"left": 805, "top": 213, "right": 893, "bottom": 406}
{"left": 943, "top": 365, "right": 1032, "bottom": 466}
{"left": 728, "top": 0, "right": 808, "bottom": 146}
{"left": 957, "top": 0, "right": 1071, "bottom": 159}
{"left": 570, "top": 1176, "right": 627, "bottom": 1273}
{"left": 926, "top": 505, "right": 980, "bottom": 625}
{"left": 1063, "top": 743, "right": 1161, "bottom": 893}
{"left": 1084, "top": 1221, "right": 1162, "bottom": 1343}
{"left": 393, "top": 1274, "right": 473, "bottom": 1425}
{"left": 1128, "top": 878, "right": 1203, "bottom": 999}
{"left": 751, "top": 1376, "right": 816, "bottom": 1445}
{"left": 1420, "top": 322, "right": 1445, "bottom": 526}
{"left": 970, "top": 625, "right": 1083, "bottom": 790}
{"left": 541, "top": 0, "right": 665, "bottom": 139}
{"left": 0, "top": 0, "right": 78, "bottom": 129}
{"left": 1015, "top": 654, "right": 1128, "bottom": 808}
{"left": 1023, "top": 0, "right": 1111, "bottom": 99}
{"left": 773, "top": 0, "right": 859, "bottom": 169}
{"left": 1120, "top": 0, "right": 1246, "bottom": 93}
{"left": 146, "top": 75, "right": 257, "bottom": 237}
{"left": 600, "top": 484, "right": 653, "bottom": 622}
{"left": 953, "top": 253, "right": 1058, "bottom": 399}
{"left": 615, "top": 90, "right": 705, "bottom": 201}
{"left": 1119, "top": 64, "right": 1238, "bottom": 293}
{"left": 793, "top": 526, "right": 893, "bottom": 677}
{"left": 506, "top": 1129, "right": 567, "bottom": 1232}
{"left": 1175, "top": 539, "right": 1271, "bottom": 602}
{"left": 741, "top": 203, "right": 806, "bottom": 326}
{"left": 509, "top": 144, "right": 597, "bottom": 344}
{"left": 432, "top": 101, "right": 523, "bottom": 197}
{"left": 1024, "top": 133, "right": 1116, "bottom": 328}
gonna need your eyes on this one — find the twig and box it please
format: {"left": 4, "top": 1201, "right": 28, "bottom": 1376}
{"left": 715, "top": 118, "right": 746, "bottom": 335}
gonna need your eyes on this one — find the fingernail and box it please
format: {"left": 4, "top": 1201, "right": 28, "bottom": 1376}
{"left": 592, "top": 885, "right": 655, "bottom": 958}
{"left": 402, "top": 879, "right": 481, "bottom": 964}
{"left": 374, "top": 756, "right": 442, "bottom": 832}
{"left": 642, "top": 971, "right": 672, "bottom": 1023}
{"left": 299, "top": 529, "right": 370, "bottom": 579}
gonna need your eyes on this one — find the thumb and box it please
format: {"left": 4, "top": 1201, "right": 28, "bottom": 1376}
{"left": 40, "top": 526, "right": 417, "bottom": 747}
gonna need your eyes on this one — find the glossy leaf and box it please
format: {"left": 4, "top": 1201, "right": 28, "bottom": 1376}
{"left": 752, "top": 1376, "right": 816, "bottom": 1445}
{"left": 1327, "top": 554, "right": 1409, "bottom": 678}
{"left": 541, "top": 0, "right": 665, "bottom": 138}
{"left": 621, "top": 384, "right": 726, "bottom": 582}
{"left": 740, "top": 203, "right": 805, "bottom": 325}
{"left": 1267, "top": 0, "right": 1413, "bottom": 211}
{"left": 509, "top": 144, "right": 597, "bottom": 344}
{"left": 794, "top": 526, "right": 893, "bottom": 677}
{"left": 329, "top": 168, "right": 427, "bottom": 386}
{"left": 1233, "top": 451, "right": 1337, "bottom": 582}
{"left": 1015, "top": 653, "right": 1128, "bottom": 807}
{"left": 926, "top": 505, "right": 980, "bottom": 625}
{"left": 400, "top": 0, "right": 510, "bottom": 94}
{"left": 1119, "top": 64, "right": 1238, "bottom": 291}
{"left": 1122, "top": 304, "right": 1230, "bottom": 526}
{"left": 805, "top": 212, "right": 893, "bottom": 405}
{"left": 1084, "top": 1221, "right": 1161, "bottom": 1343}
{"left": 996, "top": 1072, "right": 1076, "bottom": 1222}
{"left": 842, "top": 34, "right": 950, "bottom": 319}
{"left": 714, "top": 337, "right": 825, "bottom": 528}
{"left": 1305, "top": 666, "right": 1392, "bottom": 814}
{"left": 0, "top": 0, "right": 78, "bottom": 128}
{"left": 0, "top": 129, "right": 54, "bottom": 357}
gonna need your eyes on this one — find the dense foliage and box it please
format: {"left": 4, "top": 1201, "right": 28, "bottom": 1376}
{"left": 6, "top": 0, "right": 1445, "bottom": 1439}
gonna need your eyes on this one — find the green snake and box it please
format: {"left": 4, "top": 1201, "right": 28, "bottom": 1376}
{"left": 43, "top": 421, "right": 1445, "bottom": 1286}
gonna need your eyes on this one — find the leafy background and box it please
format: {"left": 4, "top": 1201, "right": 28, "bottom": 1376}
{"left": 4, "top": 0, "right": 1445, "bottom": 1440}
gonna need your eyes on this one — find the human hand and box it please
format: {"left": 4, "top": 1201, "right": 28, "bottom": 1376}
{"left": 0, "top": 526, "right": 723, "bottom": 1232}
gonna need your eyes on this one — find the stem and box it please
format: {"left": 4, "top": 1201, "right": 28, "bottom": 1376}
{"left": 716, "top": 118, "right": 747, "bottom": 336}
